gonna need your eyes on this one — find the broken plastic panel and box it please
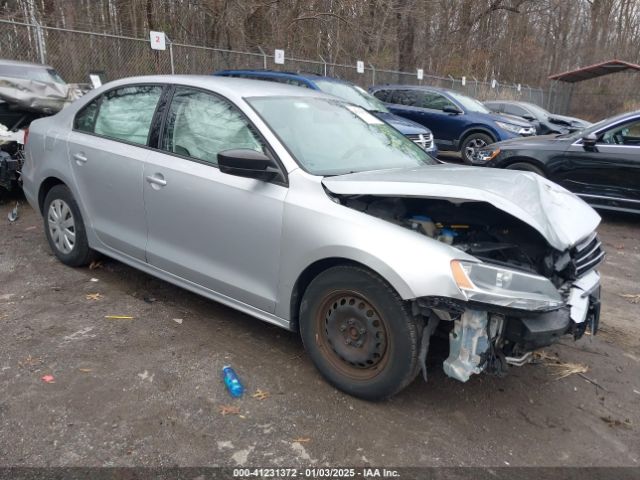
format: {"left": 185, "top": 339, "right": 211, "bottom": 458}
{"left": 443, "top": 309, "right": 490, "bottom": 382}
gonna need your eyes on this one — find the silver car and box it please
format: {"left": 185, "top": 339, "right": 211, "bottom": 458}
{"left": 22, "top": 76, "right": 604, "bottom": 400}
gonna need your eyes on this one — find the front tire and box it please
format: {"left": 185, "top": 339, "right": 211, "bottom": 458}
{"left": 506, "top": 162, "right": 545, "bottom": 177}
{"left": 461, "top": 132, "right": 493, "bottom": 164}
{"left": 43, "top": 185, "right": 96, "bottom": 267}
{"left": 299, "top": 265, "right": 421, "bottom": 400}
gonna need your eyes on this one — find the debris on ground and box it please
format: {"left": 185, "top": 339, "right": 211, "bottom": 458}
{"left": 252, "top": 389, "right": 270, "bottom": 400}
{"left": 78, "top": 368, "right": 93, "bottom": 373}
{"left": 89, "top": 260, "right": 103, "bottom": 270}
{"left": 219, "top": 405, "right": 241, "bottom": 416}
{"left": 293, "top": 437, "right": 311, "bottom": 443}
{"left": 24, "top": 225, "right": 36, "bottom": 231}
{"left": 105, "top": 315, "right": 134, "bottom": 320}
{"left": 633, "top": 389, "right": 640, "bottom": 396}
{"left": 19, "top": 355, "right": 43, "bottom": 368}
{"left": 547, "top": 362, "right": 589, "bottom": 379}
{"left": 143, "top": 295, "right": 156, "bottom": 304}
{"left": 534, "top": 350, "right": 589, "bottom": 379}
{"left": 90, "top": 278, "right": 99, "bottom": 283}
{"left": 222, "top": 366, "right": 245, "bottom": 398}
{"left": 600, "top": 415, "right": 632, "bottom": 429}
{"left": 173, "top": 318, "right": 183, "bottom": 324}
{"left": 7, "top": 202, "right": 19, "bottom": 222}
{"left": 85, "top": 293, "right": 103, "bottom": 301}
{"left": 137, "top": 370, "right": 154, "bottom": 382}
{"left": 41, "top": 374, "right": 55, "bottom": 383}
{"left": 618, "top": 293, "right": 640, "bottom": 304}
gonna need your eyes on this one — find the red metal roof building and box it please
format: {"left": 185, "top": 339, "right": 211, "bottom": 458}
{"left": 549, "top": 59, "right": 640, "bottom": 83}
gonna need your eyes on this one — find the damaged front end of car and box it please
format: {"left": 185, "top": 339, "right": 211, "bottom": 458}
{"left": 322, "top": 166, "right": 604, "bottom": 383}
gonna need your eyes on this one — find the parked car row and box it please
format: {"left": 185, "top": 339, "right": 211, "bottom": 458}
{"left": 22, "top": 72, "right": 606, "bottom": 400}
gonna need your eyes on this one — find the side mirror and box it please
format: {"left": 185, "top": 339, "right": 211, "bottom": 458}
{"left": 218, "top": 149, "right": 280, "bottom": 181}
{"left": 443, "top": 105, "right": 462, "bottom": 115}
{"left": 522, "top": 114, "right": 536, "bottom": 121}
{"left": 582, "top": 133, "right": 598, "bottom": 151}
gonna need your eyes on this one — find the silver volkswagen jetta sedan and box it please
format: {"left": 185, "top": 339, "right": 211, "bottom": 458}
{"left": 22, "top": 76, "right": 604, "bottom": 400}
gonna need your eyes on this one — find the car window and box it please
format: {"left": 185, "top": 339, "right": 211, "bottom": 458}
{"left": 371, "top": 89, "right": 391, "bottom": 102}
{"left": 485, "top": 102, "right": 502, "bottom": 112}
{"left": 248, "top": 96, "right": 436, "bottom": 176}
{"left": 420, "top": 92, "right": 456, "bottom": 111}
{"left": 389, "top": 90, "right": 421, "bottom": 106}
{"left": 161, "top": 86, "right": 264, "bottom": 165}
{"left": 74, "top": 98, "right": 101, "bottom": 132}
{"left": 0, "top": 64, "right": 66, "bottom": 84}
{"left": 504, "top": 104, "right": 528, "bottom": 117}
{"left": 313, "top": 80, "right": 389, "bottom": 112}
{"left": 91, "top": 85, "right": 163, "bottom": 145}
{"left": 600, "top": 118, "right": 640, "bottom": 146}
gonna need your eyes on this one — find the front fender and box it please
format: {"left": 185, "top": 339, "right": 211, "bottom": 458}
{"left": 274, "top": 174, "right": 473, "bottom": 321}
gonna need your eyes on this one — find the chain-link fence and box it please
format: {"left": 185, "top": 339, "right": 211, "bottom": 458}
{"left": 0, "top": 18, "right": 565, "bottom": 112}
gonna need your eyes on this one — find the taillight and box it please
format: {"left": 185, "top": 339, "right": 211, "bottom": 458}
{"left": 22, "top": 127, "right": 29, "bottom": 146}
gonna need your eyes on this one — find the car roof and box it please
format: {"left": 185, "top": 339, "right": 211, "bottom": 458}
{"left": 0, "top": 58, "right": 55, "bottom": 70}
{"left": 370, "top": 84, "right": 455, "bottom": 95}
{"left": 485, "top": 100, "right": 530, "bottom": 106}
{"left": 216, "top": 69, "right": 352, "bottom": 85}
{"left": 91, "top": 74, "right": 338, "bottom": 100}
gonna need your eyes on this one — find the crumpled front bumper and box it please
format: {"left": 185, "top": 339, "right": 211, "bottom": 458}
{"left": 437, "top": 270, "right": 601, "bottom": 382}
{"left": 503, "top": 270, "right": 601, "bottom": 349}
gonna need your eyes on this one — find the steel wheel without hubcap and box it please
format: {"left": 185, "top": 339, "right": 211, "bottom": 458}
{"left": 464, "top": 137, "right": 487, "bottom": 161}
{"left": 316, "top": 291, "right": 389, "bottom": 380}
{"left": 47, "top": 199, "right": 76, "bottom": 254}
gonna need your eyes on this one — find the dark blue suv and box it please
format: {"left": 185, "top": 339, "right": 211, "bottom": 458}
{"left": 215, "top": 70, "right": 437, "bottom": 155}
{"left": 369, "top": 85, "right": 535, "bottom": 163}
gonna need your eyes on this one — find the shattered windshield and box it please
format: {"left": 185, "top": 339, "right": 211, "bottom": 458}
{"left": 249, "top": 96, "right": 436, "bottom": 176}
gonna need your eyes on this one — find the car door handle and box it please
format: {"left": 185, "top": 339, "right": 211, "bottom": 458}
{"left": 73, "top": 153, "right": 88, "bottom": 164}
{"left": 146, "top": 175, "right": 167, "bottom": 187}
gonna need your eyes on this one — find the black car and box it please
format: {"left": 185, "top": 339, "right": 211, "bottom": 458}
{"left": 484, "top": 100, "right": 591, "bottom": 135}
{"left": 472, "top": 110, "right": 640, "bottom": 213}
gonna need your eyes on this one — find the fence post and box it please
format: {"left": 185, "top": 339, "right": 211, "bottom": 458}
{"left": 472, "top": 76, "right": 478, "bottom": 98}
{"left": 368, "top": 63, "right": 376, "bottom": 85}
{"left": 319, "top": 55, "right": 327, "bottom": 76}
{"left": 165, "top": 34, "right": 175, "bottom": 74}
{"left": 257, "top": 46, "right": 268, "bottom": 69}
{"left": 33, "top": 18, "right": 46, "bottom": 64}
{"left": 448, "top": 75, "right": 455, "bottom": 89}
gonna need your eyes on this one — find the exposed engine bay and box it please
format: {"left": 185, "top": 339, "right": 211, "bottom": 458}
{"left": 337, "top": 194, "right": 604, "bottom": 382}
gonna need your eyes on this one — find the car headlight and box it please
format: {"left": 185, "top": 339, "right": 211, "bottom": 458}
{"left": 495, "top": 121, "right": 529, "bottom": 135}
{"left": 451, "top": 260, "right": 563, "bottom": 311}
{"left": 474, "top": 147, "right": 501, "bottom": 162}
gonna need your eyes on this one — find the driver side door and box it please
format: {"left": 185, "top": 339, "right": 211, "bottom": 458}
{"left": 143, "top": 86, "right": 288, "bottom": 313}
{"left": 558, "top": 115, "right": 640, "bottom": 210}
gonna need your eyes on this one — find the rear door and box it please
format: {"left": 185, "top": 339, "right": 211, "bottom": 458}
{"left": 143, "top": 86, "right": 287, "bottom": 312}
{"left": 557, "top": 116, "right": 640, "bottom": 211}
{"left": 67, "top": 84, "right": 164, "bottom": 260}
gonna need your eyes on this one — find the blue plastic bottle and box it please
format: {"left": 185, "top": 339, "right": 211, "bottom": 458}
{"left": 222, "top": 365, "right": 244, "bottom": 398}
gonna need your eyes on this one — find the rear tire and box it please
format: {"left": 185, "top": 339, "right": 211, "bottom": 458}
{"left": 43, "top": 185, "right": 96, "bottom": 267}
{"left": 299, "top": 265, "right": 421, "bottom": 400}
{"left": 506, "top": 162, "right": 545, "bottom": 177}
{"left": 460, "top": 132, "right": 493, "bottom": 164}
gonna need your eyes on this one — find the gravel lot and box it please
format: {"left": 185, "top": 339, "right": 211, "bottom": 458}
{"left": 1, "top": 194, "right": 639, "bottom": 468}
